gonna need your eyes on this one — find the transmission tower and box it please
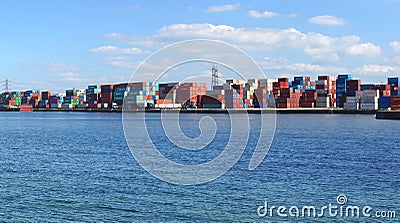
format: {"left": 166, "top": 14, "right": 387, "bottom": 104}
{"left": 211, "top": 64, "right": 219, "bottom": 90}
{"left": 2, "top": 78, "right": 10, "bottom": 92}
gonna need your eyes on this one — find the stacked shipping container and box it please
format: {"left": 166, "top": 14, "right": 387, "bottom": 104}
{"left": 336, "top": 74, "right": 353, "bottom": 108}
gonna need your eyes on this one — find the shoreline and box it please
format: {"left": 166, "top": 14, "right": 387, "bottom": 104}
{"left": 0, "top": 107, "right": 381, "bottom": 114}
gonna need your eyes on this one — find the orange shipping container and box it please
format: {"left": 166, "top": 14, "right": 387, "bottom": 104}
{"left": 156, "top": 99, "right": 173, "bottom": 104}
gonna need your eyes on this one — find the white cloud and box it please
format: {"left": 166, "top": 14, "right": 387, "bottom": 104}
{"left": 58, "top": 72, "right": 93, "bottom": 82}
{"left": 156, "top": 23, "right": 380, "bottom": 62}
{"left": 104, "top": 33, "right": 159, "bottom": 48}
{"left": 347, "top": 43, "right": 381, "bottom": 56}
{"left": 106, "top": 61, "right": 137, "bottom": 69}
{"left": 23, "top": 61, "right": 79, "bottom": 72}
{"left": 353, "top": 65, "right": 397, "bottom": 74}
{"left": 389, "top": 41, "right": 400, "bottom": 53}
{"left": 157, "top": 24, "right": 307, "bottom": 46}
{"left": 206, "top": 4, "right": 240, "bottom": 13}
{"left": 393, "top": 56, "right": 400, "bottom": 64}
{"left": 99, "top": 23, "right": 386, "bottom": 74}
{"left": 104, "top": 56, "right": 139, "bottom": 69}
{"left": 91, "top": 45, "right": 142, "bottom": 55}
{"left": 308, "top": 15, "right": 347, "bottom": 25}
{"left": 248, "top": 10, "right": 279, "bottom": 18}
{"left": 262, "top": 57, "right": 348, "bottom": 73}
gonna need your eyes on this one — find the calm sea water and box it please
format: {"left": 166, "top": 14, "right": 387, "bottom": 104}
{"left": 0, "top": 112, "right": 399, "bottom": 222}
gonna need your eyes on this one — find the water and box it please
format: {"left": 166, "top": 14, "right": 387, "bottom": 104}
{"left": 0, "top": 112, "right": 399, "bottom": 222}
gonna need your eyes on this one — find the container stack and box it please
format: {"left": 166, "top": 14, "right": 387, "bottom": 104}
{"left": 336, "top": 74, "right": 353, "bottom": 108}
{"left": 124, "top": 82, "right": 159, "bottom": 109}
{"left": 77, "top": 89, "right": 86, "bottom": 105}
{"left": 360, "top": 90, "right": 379, "bottom": 110}
{"left": 379, "top": 84, "right": 391, "bottom": 97}
{"left": 223, "top": 80, "right": 245, "bottom": 108}
{"left": 159, "top": 82, "right": 178, "bottom": 102}
{"left": 38, "top": 91, "right": 50, "bottom": 108}
{"left": 100, "top": 85, "right": 114, "bottom": 108}
{"left": 66, "top": 89, "right": 77, "bottom": 97}
{"left": 390, "top": 96, "right": 400, "bottom": 110}
{"left": 300, "top": 90, "right": 317, "bottom": 108}
{"left": 41, "top": 91, "right": 50, "bottom": 101}
{"left": 175, "top": 82, "right": 206, "bottom": 106}
{"left": 6, "top": 92, "right": 22, "bottom": 107}
{"left": 225, "top": 89, "right": 243, "bottom": 108}
{"left": 346, "top": 80, "right": 361, "bottom": 97}
{"left": 1, "top": 93, "right": 10, "bottom": 106}
{"left": 304, "top": 77, "right": 315, "bottom": 90}
{"left": 292, "top": 76, "right": 305, "bottom": 93}
{"left": 388, "top": 77, "right": 399, "bottom": 96}
{"left": 14, "top": 92, "right": 22, "bottom": 107}
{"left": 361, "top": 84, "right": 391, "bottom": 98}
{"left": 38, "top": 100, "right": 48, "bottom": 108}
{"left": 292, "top": 76, "right": 313, "bottom": 93}
{"left": 244, "top": 80, "right": 259, "bottom": 108}
{"left": 201, "top": 89, "right": 225, "bottom": 109}
{"left": 258, "top": 78, "right": 276, "bottom": 92}
{"left": 113, "top": 83, "right": 128, "bottom": 108}
{"left": 272, "top": 78, "right": 289, "bottom": 99}
{"left": 50, "top": 95, "right": 63, "bottom": 108}
{"left": 344, "top": 96, "right": 359, "bottom": 110}
{"left": 276, "top": 88, "right": 300, "bottom": 108}
{"left": 86, "top": 85, "right": 101, "bottom": 108}
{"left": 21, "top": 90, "right": 33, "bottom": 105}
{"left": 29, "top": 93, "right": 40, "bottom": 108}
{"left": 63, "top": 89, "right": 79, "bottom": 108}
{"left": 253, "top": 88, "right": 269, "bottom": 108}
{"left": 315, "top": 75, "right": 335, "bottom": 108}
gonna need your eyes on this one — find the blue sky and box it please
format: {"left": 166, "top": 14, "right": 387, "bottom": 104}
{"left": 1, "top": 0, "right": 400, "bottom": 92}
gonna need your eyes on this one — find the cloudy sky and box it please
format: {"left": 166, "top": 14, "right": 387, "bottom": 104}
{"left": 1, "top": 0, "right": 400, "bottom": 92}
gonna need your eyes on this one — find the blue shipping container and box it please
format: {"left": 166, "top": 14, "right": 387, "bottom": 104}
{"left": 378, "top": 96, "right": 391, "bottom": 109}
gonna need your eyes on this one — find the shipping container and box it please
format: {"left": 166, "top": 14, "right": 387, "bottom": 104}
{"left": 19, "top": 104, "right": 33, "bottom": 112}
{"left": 344, "top": 103, "right": 359, "bottom": 110}
{"left": 346, "top": 97, "right": 360, "bottom": 103}
{"left": 378, "top": 96, "right": 391, "bottom": 109}
{"left": 360, "top": 103, "right": 378, "bottom": 110}
{"left": 390, "top": 96, "right": 400, "bottom": 109}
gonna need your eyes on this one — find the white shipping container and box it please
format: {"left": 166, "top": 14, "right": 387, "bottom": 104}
{"left": 346, "top": 97, "right": 360, "bottom": 103}
{"left": 344, "top": 103, "right": 359, "bottom": 110}
{"left": 316, "top": 80, "right": 327, "bottom": 85}
{"left": 360, "top": 103, "right": 378, "bottom": 110}
{"left": 360, "top": 96, "right": 378, "bottom": 104}
{"left": 155, "top": 103, "right": 182, "bottom": 109}
{"left": 61, "top": 104, "right": 73, "bottom": 109}
{"left": 50, "top": 103, "right": 61, "bottom": 108}
{"left": 361, "top": 90, "right": 379, "bottom": 98}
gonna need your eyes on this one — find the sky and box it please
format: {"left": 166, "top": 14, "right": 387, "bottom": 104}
{"left": 1, "top": 0, "right": 400, "bottom": 93}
